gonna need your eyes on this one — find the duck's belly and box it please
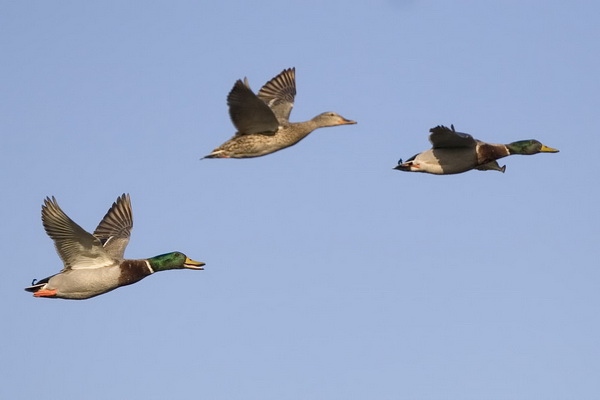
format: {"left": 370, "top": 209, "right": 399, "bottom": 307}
{"left": 223, "top": 134, "right": 297, "bottom": 158}
{"left": 426, "top": 148, "right": 479, "bottom": 174}
{"left": 47, "top": 267, "right": 126, "bottom": 299}
{"left": 242, "top": 138, "right": 284, "bottom": 157}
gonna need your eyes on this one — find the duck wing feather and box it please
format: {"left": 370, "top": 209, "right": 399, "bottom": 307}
{"left": 257, "top": 67, "right": 296, "bottom": 124}
{"left": 429, "top": 125, "right": 477, "bottom": 149}
{"left": 227, "top": 78, "right": 279, "bottom": 136}
{"left": 93, "top": 193, "right": 133, "bottom": 260}
{"left": 42, "top": 197, "right": 115, "bottom": 271}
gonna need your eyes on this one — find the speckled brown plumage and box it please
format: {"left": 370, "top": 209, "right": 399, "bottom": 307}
{"left": 204, "top": 67, "right": 356, "bottom": 158}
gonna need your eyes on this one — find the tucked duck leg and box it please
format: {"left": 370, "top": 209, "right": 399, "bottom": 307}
{"left": 34, "top": 289, "right": 57, "bottom": 297}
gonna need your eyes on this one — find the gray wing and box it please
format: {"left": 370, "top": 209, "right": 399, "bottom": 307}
{"left": 227, "top": 78, "right": 279, "bottom": 136}
{"left": 257, "top": 67, "right": 296, "bottom": 124}
{"left": 429, "top": 125, "right": 477, "bottom": 149}
{"left": 42, "top": 197, "right": 115, "bottom": 271}
{"left": 93, "top": 193, "right": 133, "bottom": 259}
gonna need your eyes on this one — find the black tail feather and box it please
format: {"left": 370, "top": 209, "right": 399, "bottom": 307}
{"left": 24, "top": 276, "right": 51, "bottom": 292}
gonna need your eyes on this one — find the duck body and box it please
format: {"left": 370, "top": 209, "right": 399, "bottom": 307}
{"left": 206, "top": 114, "right": 353, "bottom": 158}
{"left": 400, "top": 142, "right": 509, "bottom": 175}
{"left": 26, "top": 194, "right": 204, "bottom": 300}
{"left": 27, "top": 259, "right": 153, "bottom": 300}
{"left": 204, "top": 68, "right": 356, "bottom": 159}
{"left": 206, "top": 124, "right": 308, "bottom": 159}
{"left": 395, "top": 125, "right": 558, "bottom": 175}
{"left": 206, "top": 132, "right": 295, "bottom": 159}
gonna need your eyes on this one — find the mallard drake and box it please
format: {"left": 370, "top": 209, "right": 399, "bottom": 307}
{"left": 394, "top": 125, "right": 559, "bottom": 175}
{"left": 25, "top": 194, "right": 204, "bottom": 300}
{"left": 204, "top": 67, "right": 356, "bottom": 158}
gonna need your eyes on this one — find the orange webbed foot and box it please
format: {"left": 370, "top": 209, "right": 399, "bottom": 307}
{"left": 34, "top": 289, "right": 57, "bottom": 297}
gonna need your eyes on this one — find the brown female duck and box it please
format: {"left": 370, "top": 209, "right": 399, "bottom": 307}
{"left": 204, "top": 67, "right": 356, "bottom": 158}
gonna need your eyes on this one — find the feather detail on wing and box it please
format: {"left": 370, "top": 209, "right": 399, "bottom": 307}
{"left": 93, "top": 193, "right": 133, "bottom": 259}
{"left": 227, "top": 79, "right": 279, "bottom": 135}
{"left": 429, "top": 125, "right": 476, "bottom": 149}
{"left": 42, "top": 197, "right": 116, "bottom": 271}
{"left": 257, "top": 67, "right": 296, "bottom": 124}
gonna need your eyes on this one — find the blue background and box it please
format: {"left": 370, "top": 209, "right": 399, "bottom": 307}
{"left": 2, "top": 1, "right": 598, "bottom": 399}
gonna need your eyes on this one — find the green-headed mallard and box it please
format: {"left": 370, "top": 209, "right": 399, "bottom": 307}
{"left": 204, "top": 67, "right": 357, "bottom": 158}
{"left": 25, "top": 194, "right": 204, "bottom": 300}
{"left": 394, "top": 125, "right": 559, "bottom": 175}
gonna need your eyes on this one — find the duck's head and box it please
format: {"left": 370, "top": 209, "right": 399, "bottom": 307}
{"left": 312, "top": 112, "right": 357, "bottom": 128}
{"left": 507, "top": 140, "right": 559, "bottom": 155}
{"left": 148, "top": 252, "right": 205, "bottom": 272}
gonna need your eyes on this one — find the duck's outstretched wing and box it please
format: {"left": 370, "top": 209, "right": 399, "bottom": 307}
{"left": 257, "top": 67, "right": 296, "bottom": 124}
{"left": 42, "top": 197, "right": 115, "bottom": 271}
{"left": 93, "top": 193, "right": 133, "bottom": 260}
{"left": 429, "top": 125, "right": 476, "bottom": 149}
{"left": 227, "top": 78, "right": 279, "bottom": 136}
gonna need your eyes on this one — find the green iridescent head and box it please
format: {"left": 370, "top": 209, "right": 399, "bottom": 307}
{"left": 147, "top": 252, "right": 205, "bottom": 272}
{"left": 506, "top": 140, "right": 559, "bottom": 155}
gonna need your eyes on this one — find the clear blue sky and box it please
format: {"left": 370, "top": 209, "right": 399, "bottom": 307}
{"left": 2, "top": 1, "right": 599, "bottom": 399}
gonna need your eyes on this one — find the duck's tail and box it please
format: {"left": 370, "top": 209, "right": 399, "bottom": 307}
{"left": 24, "top": 276, "right": 50, "bottom": 292}
{"left": 202, "top": 150, "right": 228, "bottom": 159}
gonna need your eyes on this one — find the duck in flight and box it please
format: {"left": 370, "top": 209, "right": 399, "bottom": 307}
{"left": 204, "top": 67, "right": 356, "bottom": 158}
{"left": 394, "top": 125, "right": 558, "bottom": 175}
{"left": 25, "top": 194, "right": 204, "bottom": 300}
